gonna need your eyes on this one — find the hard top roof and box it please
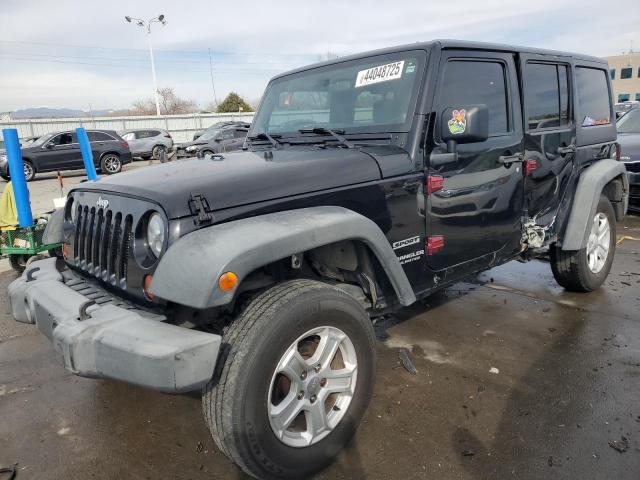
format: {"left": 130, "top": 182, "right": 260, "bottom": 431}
{"left": 273, "top": 39, "right": 606, "bottom": 80}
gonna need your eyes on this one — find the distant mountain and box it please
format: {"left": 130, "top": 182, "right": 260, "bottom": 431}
{"left": 10, "top": 107, "right": 112, "bottom": 119}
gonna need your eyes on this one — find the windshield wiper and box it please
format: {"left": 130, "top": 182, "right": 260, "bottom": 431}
{"left": 248, "top": 132, "right": 281, "bottom": 148}
{"left": 298, "top": 127, "right": 354, "bottom": 149}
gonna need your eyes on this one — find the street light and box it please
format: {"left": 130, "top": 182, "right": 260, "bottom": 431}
{"left": 124, "top": 14, "right": 167, "bottom": 116}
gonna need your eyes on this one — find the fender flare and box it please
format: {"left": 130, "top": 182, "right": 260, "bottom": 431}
{"left": 561, "top": 159, "right": 628, "bottom": 250}
{"left": 42, "top": 208, "right": 64, "bottom": 245}
{"left": 150, "top": 206, "right": 417, "bottom": 309}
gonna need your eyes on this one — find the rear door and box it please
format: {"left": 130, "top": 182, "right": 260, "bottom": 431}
{"left": 427, "top": 50, "right": 524, "bottom": 273}
{"left": 519, "top": 55, "right": 575, "bottom": 225}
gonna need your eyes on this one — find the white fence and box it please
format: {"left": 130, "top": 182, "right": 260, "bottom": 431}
{"left": 0, "top": 112, "right": 256, "bottom": 143}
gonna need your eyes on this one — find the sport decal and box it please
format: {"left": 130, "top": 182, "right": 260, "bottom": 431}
{"left": 355, "top": 61, "right": 404, "bottom": 88}
{"left": 447, "top": 109, "right": 466, "bottom": 135}
{"left": 393, "top": 236, "right": 421, "bottom": 250}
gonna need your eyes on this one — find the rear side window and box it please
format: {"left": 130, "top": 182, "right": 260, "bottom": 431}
{"left": 575, "top": 67, "right": 611, "bottom": 127}
{"left": 524, "top": 63, "right": 570, "bottom": 130}
{"left": 439, "top": 60, "right": 509, "bottom": 135}
{"left": 234, "top": 129, "right": 248, "bottom": 138}
{"left": 89, "top": 131, "right": 114, "bottom": 141}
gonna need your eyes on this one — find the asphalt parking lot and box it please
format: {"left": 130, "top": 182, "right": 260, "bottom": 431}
{"left": 0, "top": 168, "right": 639, "bottom": 479}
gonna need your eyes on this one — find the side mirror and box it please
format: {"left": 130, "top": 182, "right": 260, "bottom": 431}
{"left": 45, "top": 143, "right": 54, "bottom": 149}
{"left": 429, "top": 105, "right": 489, "bottom": 169}
{"left": 441, "top": 105, "right": 489, "bottom": 145}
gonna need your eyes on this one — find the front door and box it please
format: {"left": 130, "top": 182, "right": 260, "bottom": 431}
{"left": 40, "top": 132, "right": 80, "bottom": 170}
{"left": 427, "top": 50, "right": 524, "bottom": 273}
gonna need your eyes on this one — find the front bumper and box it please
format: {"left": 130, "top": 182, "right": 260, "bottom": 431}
{"left": 8, "top": 258, "right": 221, "bottom": 393}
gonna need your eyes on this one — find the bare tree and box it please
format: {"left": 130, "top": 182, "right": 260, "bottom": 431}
{"left": 129, "top": 87, "right": 198, "bottom": 115}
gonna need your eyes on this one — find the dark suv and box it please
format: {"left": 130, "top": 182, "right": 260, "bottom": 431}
{"left": 175, "top": 125, "right": 249, "bottom": 157}
{"left": 0, "top": 129, "right": 132, "bottom": 181}
{"left": 10, "top": 40, "right": 628, "bottom": 479}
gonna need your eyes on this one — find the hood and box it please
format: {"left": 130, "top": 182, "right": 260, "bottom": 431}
{"left": 75, "top": 147, "right": 382, "bottom": 219}
{"left": 177, "top": 139, "right": 209, "bottom": 149}
{"left": 617, "top": 133, "right": 640, "bottom": 161}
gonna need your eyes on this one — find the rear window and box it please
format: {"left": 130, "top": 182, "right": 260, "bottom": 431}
{"left": 524, "top": 62, "right": 570, "bottom": 130}
{"left": 88, "top": 131, "right": 115, "bottom": 141}
{"left": 575, "top": 67, "right": 611, "bottom": 127}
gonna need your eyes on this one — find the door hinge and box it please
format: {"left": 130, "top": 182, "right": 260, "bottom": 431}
{"left": 426, "top": 235, "right": 445, "bottom": 255}
{"left": 426, "top": 175, "right": 445, "bottom": 194}
{"left": 188, "top": 193, "right": 213, "bottom": 226}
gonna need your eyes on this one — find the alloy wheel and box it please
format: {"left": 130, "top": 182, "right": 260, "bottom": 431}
{"left": 586, "top": 212, "right": 610, "bottom": 274}
{"left": 268, "top": 326, "right": 358, "bottom": 448}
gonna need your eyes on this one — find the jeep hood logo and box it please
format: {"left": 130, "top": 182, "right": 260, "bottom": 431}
{"left": 96, "top": 197, "right": 109, "bottom": 209}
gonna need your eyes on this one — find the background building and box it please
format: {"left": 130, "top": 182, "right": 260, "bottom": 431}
{"left": 605, "top": 52, "right": 640, "bottom": 103}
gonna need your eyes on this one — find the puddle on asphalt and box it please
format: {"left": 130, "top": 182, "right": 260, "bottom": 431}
{"left": 384, "top": 334, "right": 453, "bottom": 364}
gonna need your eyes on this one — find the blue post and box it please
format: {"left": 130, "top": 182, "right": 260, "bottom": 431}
{"left": 2, "top": 128, "right": 33, "bottom": 227}
{"left": 76, "top": 127, "right": 98, "bottom": 181}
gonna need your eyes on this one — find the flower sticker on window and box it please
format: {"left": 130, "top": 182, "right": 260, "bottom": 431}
{"left": 448, "top": 109, "right": 467, "bottom": 134}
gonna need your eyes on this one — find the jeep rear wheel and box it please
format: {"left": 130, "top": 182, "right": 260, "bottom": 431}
{"left": 551, "top": 195, "right": 616, "bottom": 292}
{"left": 202, "top": 279, "right": 376, "bottom": 479}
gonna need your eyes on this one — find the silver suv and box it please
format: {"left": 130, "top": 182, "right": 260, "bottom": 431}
{"left": 118, "top": 129, "right": 173, "bottom": 160}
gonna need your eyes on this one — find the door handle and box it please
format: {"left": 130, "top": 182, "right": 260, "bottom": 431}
{"left": 557, "top": 144, "right": 576, "bottom": 155}
{"left": 498, "top": 153, "right": 524, "bottom": 164}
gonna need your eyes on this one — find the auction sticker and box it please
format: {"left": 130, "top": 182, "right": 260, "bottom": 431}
{"left": 355, "top": 61, "right": 404, "bottom": 88}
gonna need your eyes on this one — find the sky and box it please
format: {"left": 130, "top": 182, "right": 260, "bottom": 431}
{"left": 0, "top": 0, "right": 638, "bottom": 112}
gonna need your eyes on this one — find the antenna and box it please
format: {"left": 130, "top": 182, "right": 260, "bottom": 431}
{"left": 208, "top": 48, "right": 219, "bottom": 110}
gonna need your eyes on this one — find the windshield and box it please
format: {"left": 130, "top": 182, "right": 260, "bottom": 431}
{"left": 251, "top": 50, "right": 426, "bottom": 137}
{"left": 30, "top": 133, "right": 54, "bottom": 147}
{"left": 199, "top": 129, "right": 222, "bottom": 141}
{"left": 617, "top": 109, "right": 640, "bottom": 133}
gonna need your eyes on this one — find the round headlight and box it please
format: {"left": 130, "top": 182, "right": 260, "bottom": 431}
{"left": 147, "top": 213, "right": 165, "bottom": 258}
{"left": 186, "top": 145, "right": 196, "bottom": 152}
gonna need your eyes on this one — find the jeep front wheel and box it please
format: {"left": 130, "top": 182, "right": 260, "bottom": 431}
{"left": 202, "top": 279, "right": 376, "bottom": 479}
{"left": 551, "top": 194, "right": 616, "bottom": 292}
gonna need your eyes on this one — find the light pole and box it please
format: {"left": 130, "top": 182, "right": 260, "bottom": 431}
{"left": 125, "top": 14, "right": 167, "bottom": 116}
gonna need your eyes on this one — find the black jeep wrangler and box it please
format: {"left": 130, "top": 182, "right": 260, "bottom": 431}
{"left": 9, "top": 40, "right": 628, "bottom": 479}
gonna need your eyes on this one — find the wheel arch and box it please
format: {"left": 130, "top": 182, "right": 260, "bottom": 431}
{"left": 150, "top": 206, "right": 417, "bottom": 309}
{"left": 560, "top": 159, "right": 628, "bottom": 250}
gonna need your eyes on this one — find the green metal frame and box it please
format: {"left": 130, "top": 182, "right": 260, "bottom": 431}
{"left": 1, "top": 223, "right": 61, "bottom": 255}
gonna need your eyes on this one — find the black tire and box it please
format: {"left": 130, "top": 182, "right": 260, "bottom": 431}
{"left": 151, "top": 145, "right": 166, "bottom": 160}
{"left": 551, "top": 195, "right": 616, "bottom": 292}
{"left": 9, "top": 254, "right": 30, "bottom": 273}
{"left": 203, "top": 279, "right": 376, "bottom": 479}
{"left": 100, "top": 153, "right": 122, "bottom": 174}
{"left": 200, "top": 149, "right": 215, "bottom": 157}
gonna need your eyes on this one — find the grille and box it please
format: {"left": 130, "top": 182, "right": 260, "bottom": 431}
{"left": 73, "top": 204, "right": 133, "bottom": 288}
{"left": 630, "top": 184, "right": 640, "bottom": 198}
{"left": 625, "top": 162, "right": 640, "bottom": 174}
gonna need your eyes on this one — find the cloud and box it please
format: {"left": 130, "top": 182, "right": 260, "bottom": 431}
{"left": 0, "top": 0, "right": 638, "bottom": 110}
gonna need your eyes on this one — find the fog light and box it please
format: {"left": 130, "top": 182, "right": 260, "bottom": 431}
{"left": 143, "top": 274, "right": 155, "bottom": 300}
{"left": 218, "top": 272, "right": 238, "bottom": 292}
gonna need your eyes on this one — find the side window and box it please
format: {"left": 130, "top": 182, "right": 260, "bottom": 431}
{"left": 234, "top": 129, "right": 247, "bottom": 138}
{"left": 135, "top": 130, "right": 149, "bottom": 139}
{"left": 121, "top": 132, "right": 135, "bottom": 141}
{"left": 524, "top": 63, "right": 570, "bottom": 130}
{"left": 222, "top": 130, "right": 234, "bottom": 140}
{"left": 50, "top": 133, "right": 76, "bottom": 145}
{"left": 576, "top": 67, "right": 611, "bottom": 127}
{"left": 88, "top": 131, "right": 114, "bottom": 141}
{"left": 148, "top": 130, "right": 161, "bottom": 137}
{"left": 439, "top": 60, "right": 509, "bottom": 135}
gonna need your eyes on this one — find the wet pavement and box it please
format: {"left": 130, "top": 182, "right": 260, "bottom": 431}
{"left": 1, "top": 215, "right": 639, "bottom": 479}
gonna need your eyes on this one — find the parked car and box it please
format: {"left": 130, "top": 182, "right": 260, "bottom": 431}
{"left": 617, "top": 108, "right": 640, "bottom": 212}
{"left": 0, "top": 129, "right": 132, "bottom": 181}
{"left": 11, "top": 40, "right": 628, "bottom": 479}
{"left": 615, "top": 101, "right": 640, "bottom": 119}
{"left": 118, "top": 128, "right": 173, "bottom": 160}
{"left": 176, "top": 126, "right": 248, "bottom": 157}
{"left": 192, "top": 121, "right": 250, "bottom": 141}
